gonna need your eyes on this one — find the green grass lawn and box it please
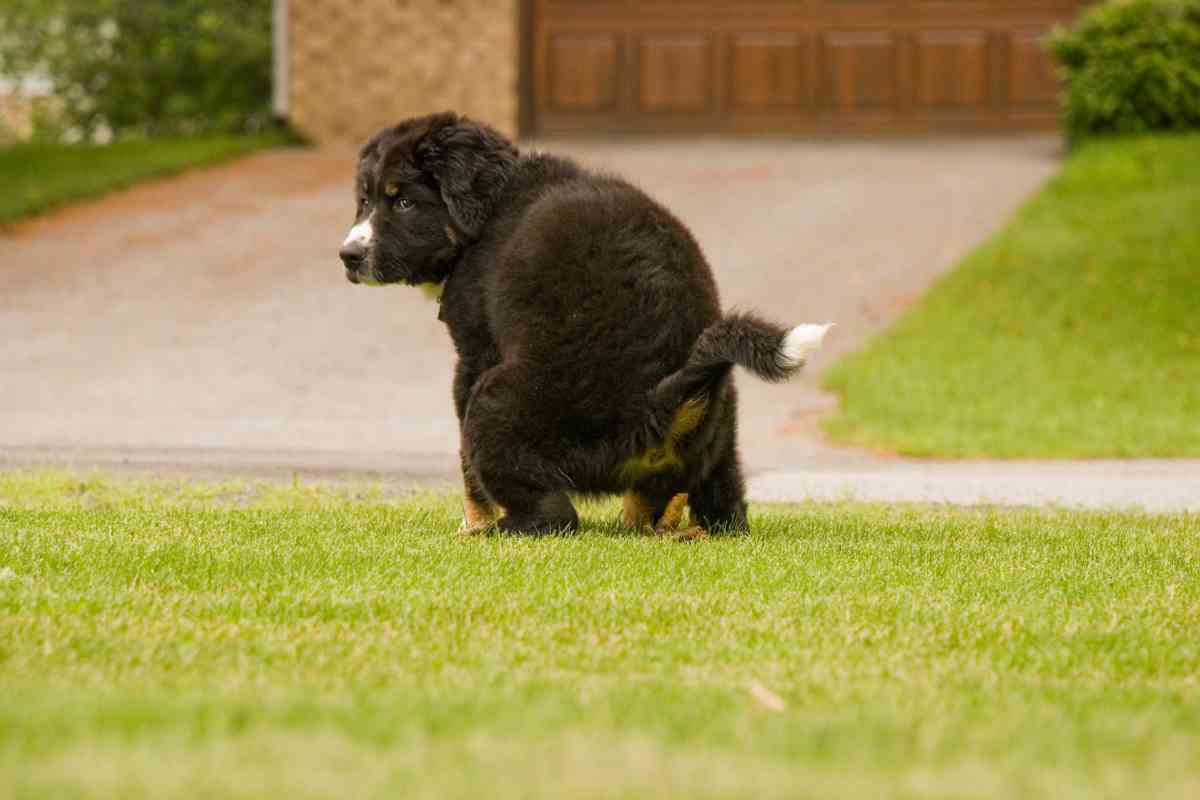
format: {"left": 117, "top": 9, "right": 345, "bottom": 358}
{"left": 0, "top": 132, "right": 294, "bottom": 225}
{"left": 2, "top": 472, "right": 1198, "bottom": 799}
{"left": 823, "top": 134, "right": 1200, "bottom": 458}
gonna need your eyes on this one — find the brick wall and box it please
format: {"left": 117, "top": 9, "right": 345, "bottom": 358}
{"left": 287, "top": 0, "right": 519, "bottom": 146}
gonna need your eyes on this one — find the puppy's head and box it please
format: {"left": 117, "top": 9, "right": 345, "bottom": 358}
{"left": 339, "top": 112, "right": 518, "bottom": 286}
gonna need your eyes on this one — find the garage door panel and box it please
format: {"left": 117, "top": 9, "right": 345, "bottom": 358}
{"left": 818, "top": 0, "right": 902, "bottom": 27}
{"left": 637, "top": 34, "right": 714, "bottom": 112}
{"left": 822, "top": 32, "right": 898, "bottom": 112}
{"left": 1008, "top": 28, "right": 1059, "bottom": 108}
{"left": 729, "top": 33, "right": 810, "bottom": 111}
{"left": 547, "top": 34, "right": 621, "bottom": 112}
{"left": 529, "top": 0, "right": 1089, "bottom": 133}
{"left": 914, "top": 30, "right": 989, "bottom": 110}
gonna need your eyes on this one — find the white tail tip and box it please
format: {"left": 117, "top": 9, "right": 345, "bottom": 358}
{"left": 778, "top": 323, "right": 835, "bottom": 370}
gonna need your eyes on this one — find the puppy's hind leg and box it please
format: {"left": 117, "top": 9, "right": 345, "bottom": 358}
{"left": 459, "top": 450, "right": 499, "bottom": 535}
{"left": 621, "top": 490, "right": 658, "bottom": 530}
{"left": 469, "top": 447, "right": 578, "bottom": 535}
{"left": 464, "top": 367, "right": 579, "bottom": 536}
{"left": 622, "top": 491, "right": 705, "bottom": 541}
{"left": 688, "top": 443, "right": 749, "bottom": 535}
{"left": 496, "top": 490, "right": 578, "bottom": 536}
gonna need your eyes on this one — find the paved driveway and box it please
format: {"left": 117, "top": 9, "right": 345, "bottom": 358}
{"left": 15, "top": 135, "right": 1179, "bottom": 509}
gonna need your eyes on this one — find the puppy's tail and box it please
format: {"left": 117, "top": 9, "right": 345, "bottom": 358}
{"left": 643, "top": 313, "right": 834, "bottom": 438}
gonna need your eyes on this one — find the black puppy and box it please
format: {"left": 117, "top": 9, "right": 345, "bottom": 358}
{"left": 340, "top": 112, "right": 830, "bottom": 537}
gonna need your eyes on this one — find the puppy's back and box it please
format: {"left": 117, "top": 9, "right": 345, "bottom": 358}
{"left": 486, "top": 162, "right": 722, "bottom": 425}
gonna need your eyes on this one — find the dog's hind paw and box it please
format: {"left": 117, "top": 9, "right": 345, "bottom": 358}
{"left": 656, "top": 493, "right": 689, "bottom": 532}
{"left": 666, "top": 526, "right": 708, "bottom": 542}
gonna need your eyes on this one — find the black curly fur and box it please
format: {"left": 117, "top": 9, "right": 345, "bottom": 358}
{"left": 340, "top": 113, "right": 814, "bottom": 535}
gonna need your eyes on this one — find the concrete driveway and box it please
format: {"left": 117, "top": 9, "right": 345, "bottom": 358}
{"left": 12, "top": 135, "right": 1189, "bottom": 510}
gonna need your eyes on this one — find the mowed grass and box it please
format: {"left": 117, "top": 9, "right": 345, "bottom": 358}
{"left": 0, "top": 132, "right": 294, "bottom": 225}
{"left": 2, "top": 471, "right": 1199, "bottom": 799}
{"left": 823, "top": 134, "right": 1200, "bottom": 457}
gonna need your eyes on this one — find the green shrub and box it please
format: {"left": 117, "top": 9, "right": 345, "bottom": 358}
{"left": 0, "top": 0, "right": 272, "bottom": 141}
{"left": 1050, "top": 0, "right": 1200, "bottom": 140}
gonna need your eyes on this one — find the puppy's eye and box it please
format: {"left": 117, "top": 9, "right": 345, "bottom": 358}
{"left": 395, "top": 197, "right": 414, "bottom": 211}
{"left": 384, "top": 182, "right": 400, "bottom": 198}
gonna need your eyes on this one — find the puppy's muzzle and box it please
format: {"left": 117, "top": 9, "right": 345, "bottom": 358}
{"left": 340, "top": 241, "right": 367, "bottom": 271}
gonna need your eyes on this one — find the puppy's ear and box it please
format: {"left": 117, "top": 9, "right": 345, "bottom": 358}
{"left": 415, "top": 115, "right": 518, "bottom": 240}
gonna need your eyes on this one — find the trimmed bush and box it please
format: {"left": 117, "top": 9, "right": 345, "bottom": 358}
{"left": 0, "top": 0, "right": 272, "bottom": 141}
{"left": 1050, "top": 0, "right": 1200, "bottom": 140}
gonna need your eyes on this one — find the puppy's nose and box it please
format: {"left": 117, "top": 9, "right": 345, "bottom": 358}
{"left": 340, "top": 241, "right": 366, "bottom": 268}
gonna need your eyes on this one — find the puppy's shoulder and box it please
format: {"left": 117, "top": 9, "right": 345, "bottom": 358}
{"left": 513, "top": 163, "right": 647, "bottom": 234}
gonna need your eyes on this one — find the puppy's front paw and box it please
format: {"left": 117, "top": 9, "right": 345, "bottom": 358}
{"left": 461, "top": 495, "right": 499, "bottom": 535}
{"left": 459, "top": 518, "right": 496, "bottom": 536}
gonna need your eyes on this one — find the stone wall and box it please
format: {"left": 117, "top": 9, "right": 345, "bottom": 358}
{"left": 287, "top": 0, "right": 519, "bottom": 146}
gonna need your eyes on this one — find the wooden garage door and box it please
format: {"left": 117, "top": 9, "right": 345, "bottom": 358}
{"left": 529, "top": 0, "right": 1090, "bottom": 135}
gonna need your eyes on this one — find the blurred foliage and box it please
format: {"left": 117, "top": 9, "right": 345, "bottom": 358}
{"left": 0, "top": 0, "right": 273, "bottom": 141}
{"left": 1050, "top": 0, "right": 1200, "bottom": 140}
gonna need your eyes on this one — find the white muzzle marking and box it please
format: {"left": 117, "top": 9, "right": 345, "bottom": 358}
{"left": 343, "top": 213, "right": 374, "bottom": 248}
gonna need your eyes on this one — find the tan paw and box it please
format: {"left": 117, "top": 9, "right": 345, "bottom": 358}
{"left": 655, "top": 494, "right": 688, "bottom": 532}
{"left": 459, "top": 518, "right": 496, "bottom": 536}
{"left": 621, "top": 490, "right": 654, "bottom": 529}
{"left": 665, "top": 526, "right": 708, "bottom": 542}
{"left": 462, "top": 495, "right": 499, "bottom": 535}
